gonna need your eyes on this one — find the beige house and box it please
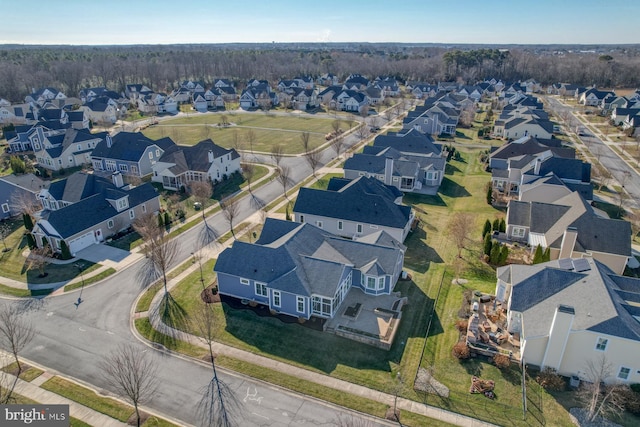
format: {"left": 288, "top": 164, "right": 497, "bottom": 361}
{"left": 495, "top": 258, "right": 640, "bottom": 384}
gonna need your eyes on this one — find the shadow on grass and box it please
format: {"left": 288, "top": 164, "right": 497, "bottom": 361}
{"left": 460, "top": 359, "right": 484, "bottom": 377}
{"left": 212, "top": 172, "right": 244, "bottom": 201}
{"left": 222, "top": 279, "right": 436, "bottom": 375}
{"left": 403, "top": 225, "right": 443, "bottom": 274}
{"left": 439, "top": 177, "right": 471, "bottom": 198}
{"left": 403, "top": 193, "right": 447, "bottom": 208}
{"left": 445, "top": 163, "right": 461, "bottom": 175}
{"left": 149, "top": 292, "right": 189, "bottom": 348}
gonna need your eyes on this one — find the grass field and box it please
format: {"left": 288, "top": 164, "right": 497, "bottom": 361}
{"left": 142, "top": 113, "right": 357, "bottom": 154}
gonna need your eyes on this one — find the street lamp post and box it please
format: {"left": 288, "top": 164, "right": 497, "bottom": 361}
{"left": 191, "top": 251, "right": 205, "bottom": 290}
{"left": 74, "top": 262, "right": 85, "bottom": 307}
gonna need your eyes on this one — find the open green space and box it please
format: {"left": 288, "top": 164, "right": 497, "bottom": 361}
{"left": 142, "top": 114, "right": 356, "bottom": 154}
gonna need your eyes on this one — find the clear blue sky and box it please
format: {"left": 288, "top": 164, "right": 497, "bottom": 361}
{"left": 1, "top": 0, "right": 637, "bottom": 45}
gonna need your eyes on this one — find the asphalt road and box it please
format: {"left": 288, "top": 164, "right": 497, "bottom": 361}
{"left": 0, "top": 127, "right": 392, "bottom": 426}
{"left": 545, "top": 96, "right": 640, "bottom": 210}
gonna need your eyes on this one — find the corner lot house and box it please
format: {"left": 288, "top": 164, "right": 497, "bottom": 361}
{"left": 32, "top": 172, "right": 160, "bottom": 254}
{"left": 0, "top": 174, "right": 47, "bottom": 220}
{"left": 293, "top": 176, "right": 415, "bottom": 242}
{"left": 495, "top": 258, "right": 640, "bottom": 384}
{"left": 151, "top": 139, "right": 241, "bottom": 191}
{"left": 214, "top": 218, "right": 405, "bottom": 322}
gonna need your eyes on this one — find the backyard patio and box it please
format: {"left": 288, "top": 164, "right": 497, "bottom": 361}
{"left": 466, "top": 294, "right": 521, "bottom": 361}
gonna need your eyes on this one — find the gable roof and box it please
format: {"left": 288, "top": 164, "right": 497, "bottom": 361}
{"left": 293, "top": 177, "right": 412, "bottom": 229}
{"left": 505, "top": 258, "right": 640, "bottom": 341}
{"left": 158, "top": 139, "right": 239, "bottom": 175}
{"left": 490, "top": 135, "right": 574, "bottom": 161}
{"left": 214, "top": 218, "right": 403, "bottom": 297}
{"left": 91, "top": 132, "right": 176, "bottom": 161}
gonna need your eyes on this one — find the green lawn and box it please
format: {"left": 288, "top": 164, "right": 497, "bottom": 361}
{"left": 142, "top": 114, "right": 356, "bottom": 154}
{"left": 0, "top": 388, "right": 91, "bottom": 427}
{"left": 1, "top": 362, "right": 44, "bottom": 382}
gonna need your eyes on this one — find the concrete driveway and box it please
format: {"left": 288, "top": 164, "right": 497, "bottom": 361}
{"left": 75, "top": 243, "right": 131, "bottom": 265}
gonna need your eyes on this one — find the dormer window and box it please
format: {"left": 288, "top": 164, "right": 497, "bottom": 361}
{"left": 117, "top": 198, "right": 129, "bottom": 210}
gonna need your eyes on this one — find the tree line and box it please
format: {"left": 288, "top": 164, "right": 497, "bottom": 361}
{"left": 1, "top": 44, "right": 639, "bottom": 102}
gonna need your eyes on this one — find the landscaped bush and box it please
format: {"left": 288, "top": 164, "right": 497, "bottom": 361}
{"left": 455, "top": 319, "right": 468, "bottom": 333}
{"left": 452, "top": 341, "right": 470, "bottom": 360}
{"left": 493, "top": 354, "right": 511, "bottom": 369}
{"left": 619, "top": 385, "right": 640, "bottom": 415}
{"left": 535, "top": 367, "right": 566, "bottom": 391}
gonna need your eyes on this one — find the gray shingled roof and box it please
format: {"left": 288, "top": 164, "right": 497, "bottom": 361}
{"left": 293, "top": 177, "right": 411, "bottom": 228}
{"left": 158, "top": 139, "right": 239, "bottom": 175}
{"left": 91, "top": 132, "right": 176, "bottom": 161}
{"left": 214, "top": 218, "right": 403, "bottom": 298}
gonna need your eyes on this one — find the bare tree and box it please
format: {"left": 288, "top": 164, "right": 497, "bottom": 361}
{"left": 245, "top": 129, "right": 257, "bottom": 157}
{"left": 190, "top": 180, "right": 213, "bottom": 220}
{"left": 10, "top": 190, "right": 41, "bottom": 218}
{"left": 100, "top": 344, "right": 158, "bottom": 427}
{"left": 577, "top": 355, "right": 626, "bottom": 423}
{"left": 304, "top": 149, "right": 322, "bottom": 177}
{"left": 242, "top": 162, "right": 255, "bottom": 193}
{"left": 134, "top": 212, "right": 180, "bottom": 295}
{"left": 231, "top": 129, "right": 243, "bottom": 155}
{"left": 384, "top": 107, "right": 394, "bottom": 122}
{"left": 275, "top": 165, "right": 291, "bottom": 199}
{"left": 331, "top": 119, "right": 342, "bottom": 135}
{"left": 25, "top": 245, "right": 54, "bottom": 277}
{"left": 330, "top": 135, "right": 346, "bottom": 159}
{"left": 0, "top": 304, "right": 35, "bottom": 403}
{"left": 220, "top": 197, "right": 240, "bottom": 240}
{"left": 448, "top": 213, "right": 475, "bottom": 258}
{"left": 192, "top": 302, "right": 241, "bottom": 427}
{"left": 270, "top": 144, "right": 285, "bottom": 168}
{"left": 355, "top": 120, "right": 370, "bottom": 140}
{"left": 0, "top": 223, "right": 11, "bottom": 252}
{"left": 300, "top": 131, "right": 311, "bottom": 153}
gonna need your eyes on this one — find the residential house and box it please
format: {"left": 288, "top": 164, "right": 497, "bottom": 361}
{"left": 203, "top": 88, "right": 225, "bottom": 109}
{"left": 505, "top": 192, "right": 631, "bottom": 274}
{"left": 317, "top": 73, "right": 340, "bottom": 86}
{"left": 409, "top": 83, "right": 438, "bottom": 99}
{"left": 32, "top": 171, "right": 160, "bottom": 254}
{"left": 455, "top": 85, "right": 483, "bottom": 101}
{"left": 25, "top": 88, "right": 66, "bottom": 107}
{"left": 67, "top": 110, "right": 91, "bottom": 130}
{"left": 239, "top": 83, "right": 278, "bottom": 110}
{"left": 611, "top": 107, "right": 640, "bottom": 127}
{"left": 333, "top": 90, "right": 368, "bottom": 113}
{"left": 214, "top": 217, "right": 406, "bottom": 322}
{"left": 0, "top": 173, "right": 47, "bottom": 220}
{"left": 5, "top": 122, "right": 68, "bottom": 153}
{"left": 82, "top": 98, "right": 118, "bottom": 124}
{"left": 494, "top": 258, "right": 640, "bottom": 384}
{"left": 213, "top": 78, "right": 234, "bottom": 89}
{"left": 0, "top": 103, "right": 29, "bottom": 125}
{"left": 489, "top": 135, "right": 575, "bottom": 170}
{"left": 495, "top": 116, "right": 553, "bottom": 140}
{"left": 192, "top": 92, "right": 208, "bottom": 112}
{"left": 600, "top": 95, "right": 629, "bottom": 114}
{"left": 290, "top": 87, "right": 319, "bottom": 110}
{"left": 344, "top": 130, "right": 445, "bottom": 195}
{"left": 151, "top": 139, "right": 240, "bottom": 190}
{"left": 91, "top": 132, "right": 176, "bottom": 178}
{"left": 437, "top": 81, "right": 458, "bottom": 92}
{"left": 364, "top": 87, "right": 384, "bottom": 105}
{"left": 179, "top": 80, "right": 205, "bottom": 93}
{"left": 293, "top": 76, "right": 314, "bottom": 90}
{"left": 125, "top": 84, "right": 152, "bottom": 100}
{"left": 344, "top": 74, "right": 370, "bottom": 89}
{"left": 579, "top": 88, "right": 615, "bottom": 107}
{"left": 373, "top": 77, "right": 400, "bottom": 97}
{"left": 293, "top": 176, "right": 414, "bottom": 242}
{"left": 170, "top": 87, "right": 192, "bottom": 104}
{"left": 33, "top": 128, "right": 107, "bottom": 172}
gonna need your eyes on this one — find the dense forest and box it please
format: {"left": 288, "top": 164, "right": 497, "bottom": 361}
{"left": 0, "top": 43, "right": 639, "bottom": 102}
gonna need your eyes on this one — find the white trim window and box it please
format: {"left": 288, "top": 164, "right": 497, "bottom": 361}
{"left": 618, "top": 366, "right": 631, "bottom": 381}
{"left": 595, "top": 337, "right": 608, "bottom": 351}
{"left": 337, "top": 221, "right": 343, "bottom": 231}
{"left": 272, "top": 290, "right": 281, "bottom": 308}
{"left": 512, "top": 227, "right": 526, "bottom": 239}
{"left": 1, "top": 203, "right": 9, "bottom": 213}
{"left": 129, "top": 209, "right": 135, "bottom": 219}
{"left": 240, "top": 278, "right": 249, "bottom": 286}
{"left": 357, "top": 224, "right": 363, "bottom": 234}
{"left": 107, "top": 219, "right": 114, "bottom": 229}
{"left": 316, "top": 220, "right": 323, "bottom": 229}
{"left": 296, "top": 296, "right": 305, "bottom": 313}
{"left": 255, "top": 282, "right": 267, "bottom": 297}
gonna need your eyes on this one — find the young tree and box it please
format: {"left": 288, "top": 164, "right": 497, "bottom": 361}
{"left": 499, "top": 218, "right": 506, "bottom": 233}
{"left": 270, "top": 144, "right": 285, "bottom": 168}
{"left": 492, "top": 218, "right": 500, "bottom": 231}
{"left": 499, "top": 244, "right": 509, "bottom": 265}
{"left": 355, "top": 120, "right": 370, "bottom": 140}
{"left": 26, "top": 244, "right": 54, "bottom": 277}
{"left": 192, "top": 302, "right": 240, "bottom": 427}
{"left": 134, "top": 212, "right": 180, "bottom": 295}
{"left": 275, "top": 165, "right": 291, "bottom": 199}
{"left": 331, "top": 119, "right": 342, "bottom": 135}
{"left": 448, "top": 213, "right": 474, "bottom": 258}
{"left": 242, "top": 162, "right": 256, "bottom": 193}
{"left": 0, "top": 304, "right": 35, "bottom": 403}
{"left": 190, "top": 180, "right": 214, "bottom": 220}
{"left": 303, "top": 149, "right": 322, "bottom": 177}
{"left": 300, "top": 131, "right": 311, "bottom": 153}
{"left": 483, "top": 233, "right": 493, "bottom": 257}
{"left": 100, "top": 344, "right": 158, "bottom": 427}
{"left": 533, "top": 244, "right": 544, "bottom": 264}
{"left": 578, "top": 355, "right": 626, "bottom": 423}
{"left": 489, "top": 242, "right": 502, "bottom": 264}
{"left": 330, "top": 135, "right": 346, "bottom": 159}
{"left": 220, "top": 197, "right": 240, "bottom": 240}
{"left": 482, "top": 219, "right": 492, "bottom": 238}
{"left": 231, "top": 129, "right": 243, "bottom": 155}
{"left": 245, "top": 129, "right": 257, "bottom": 157}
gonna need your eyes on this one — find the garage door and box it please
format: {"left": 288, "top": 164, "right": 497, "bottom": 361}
{"left": 69, "top": 232, "right": 95, "bottom": 254}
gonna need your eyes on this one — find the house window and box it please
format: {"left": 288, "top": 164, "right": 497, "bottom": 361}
{"left": 618, "top": 367, "right": 631, "bottom": 381}
{"left": 1, "top": 203, "right": 9, "bottom": 213}
{"left": 240, "top": 278, "right": 249, "bottom": 286}
{"left": 393, "top": 177, "right": 399, "bottom": 182}
{"left": 378, "top": 277, "right": 385, "bottom": 290}
{"left": 155, "top": 149, "right": 160, "bottom": 157}
{"left": 107, "top": 219, "right": 114, "bottom": 229}
{"left": 148, "top": 152, "right": 153, "bottom": 159}
{"left": 357, "top": 224, "right": 363, "bottom": 233}
{"left": 129, "top": 210, "right": 135, "bottom": 219}
{"left": 141, "top": 204, "right": 146, "bottom": 213}
{"left": 367, "top": 277, "right": 376, "bottom": 290}
{"left": 131, "top": 165, "right": 138, "bottom": 174}
{"left": 77, "top": 144, "right": 82, "bottom": 151}
{"left": 255, "top": 282, "right": 267, "bottom": 297}
{"left": 299, "top": 215, "right": 304, "bottom": 223}
{"left": 595, "top": 337, "right": 608, "bottom": 351}
{"left": 297, "top": 296, "right": 305, "bottom": 313}
{"left": 512, "top": 227, "right": 526, "bottom": 238}
{"left": 370, "top": 225, "right": 378, "bottom": 229}
{"left": 316, "top": 221, "right": 323, "bottom": 228}
{"left": 119, "top": 164, "right": 128, "bottom": 172}
{"left": 272, "top": 290, "right": 281, "bottom": 308}
{"left": 337, "top": 221, "right": 343, "bottom": 230}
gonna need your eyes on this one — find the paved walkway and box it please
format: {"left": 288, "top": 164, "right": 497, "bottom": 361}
{"left": 0, "top": 354, "right": 127, "bottom": 427}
